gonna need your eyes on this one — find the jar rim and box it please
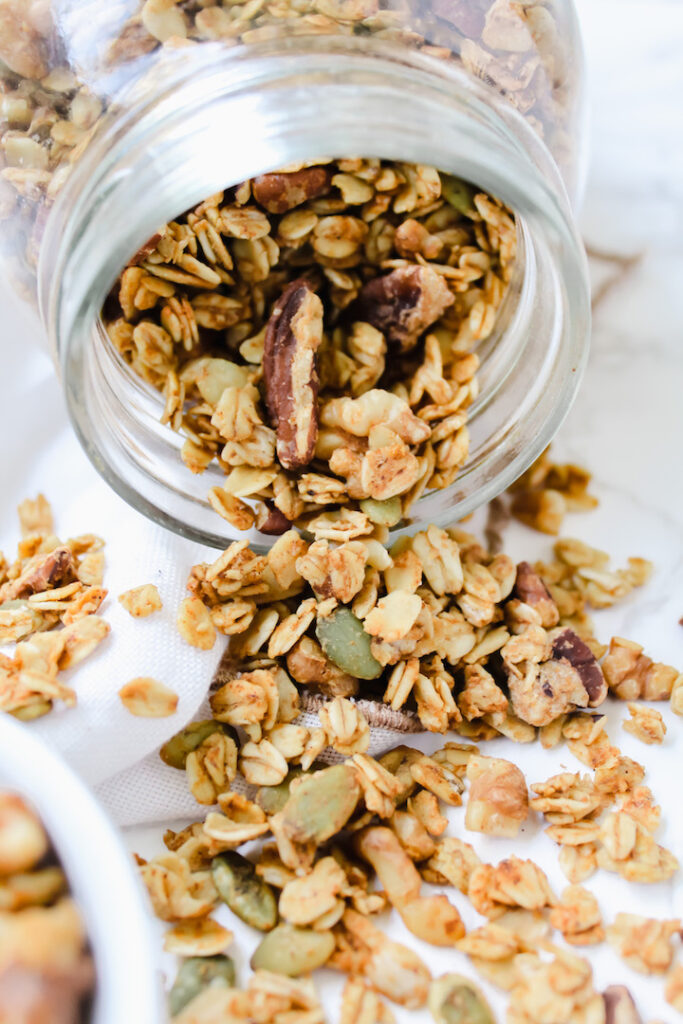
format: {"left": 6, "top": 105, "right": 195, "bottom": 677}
{"left": 40, "top": 35, "right": 590, "bottom": 550}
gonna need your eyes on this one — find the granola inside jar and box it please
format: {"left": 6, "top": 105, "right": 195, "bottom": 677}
{"left": 0, "top": 0, "right": 590, "bottom": 547}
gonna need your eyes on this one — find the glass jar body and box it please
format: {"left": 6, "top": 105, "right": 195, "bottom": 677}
{"left": 0, "top": 1, "right": 590, "bottom": 549}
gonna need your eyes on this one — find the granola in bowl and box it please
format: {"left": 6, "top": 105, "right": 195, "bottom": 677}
{"left": 103, "top": 160, "right": 517, "bottom": 538}
{"left": 0, "top": 791, "right": 94, "bottom": 1024}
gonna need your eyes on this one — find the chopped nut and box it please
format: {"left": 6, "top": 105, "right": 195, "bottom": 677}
{"left": 349, "top": 265, "right": 454, "bottom": 352}
{"left": 465, "top": 754, "right": 528, "bottom": 837}
{"left": 263, "top": 279, "right": 323, "bottom": 470}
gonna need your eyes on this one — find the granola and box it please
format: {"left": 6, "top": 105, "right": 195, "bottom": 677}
{"left": 0, "top": 495, "right": 110, "bottom": 720}
{"left": 103, "top": 161, "right": 517, "bottom": 534}
{"left": 0, "top": 0, "right": 577, "bottom": 299}
{"left": 0, "top": 792, "right": 93, "bottom": 1022}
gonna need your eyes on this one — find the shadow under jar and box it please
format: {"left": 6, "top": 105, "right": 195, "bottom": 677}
{"left": 0, "top": 0, "right": 590, "bottom": 550}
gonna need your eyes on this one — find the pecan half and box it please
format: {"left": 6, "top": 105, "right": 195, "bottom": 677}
{"left": 0, "top": 547, "right": 76, "bottom": 602}
{"left": 349, "top": 266, "right": 455, "bottom": 352}
{"left": 551, "top": 628, "right": 607, "bottom": 707}
{"left": 263, "top": 279, "right": 324, "bottom": 471}
{"left": 252, "top": 168, "right": 332, "bottom": 214}
{"left": 513, "top": 561, "right": 559, "bottom": 627}
{"left": 603, "top": 986, "right": 642, "bottom": 1024}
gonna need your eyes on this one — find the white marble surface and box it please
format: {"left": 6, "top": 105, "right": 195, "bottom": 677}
{"left": 1, "top": 2, "right": 683, "bottom": 1021}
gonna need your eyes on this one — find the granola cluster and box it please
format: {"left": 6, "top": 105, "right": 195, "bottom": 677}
{"left": 174, "top": 509, "right": 676, "bottom": 740}
{"left": 0, "top": 791, "right": 93, "bottom": 1022}
{"left": 0, "top": 0, "right": 574, "bottom": 291}
{"left": 143, "top": 698, "right": 682, "bottom": 1022}
{"left": 103, "top": 160, "right": 516, "bottom": 533}
{"left": 137, "top": 467, "right": 683, "bottom": 1022}
{"left": 0, "top": 495, "right": 109, "bottom": 720}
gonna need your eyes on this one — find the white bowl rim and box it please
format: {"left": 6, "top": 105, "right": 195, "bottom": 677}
{"left": 0, "top": 712, "right": 165, "bottom": 1024}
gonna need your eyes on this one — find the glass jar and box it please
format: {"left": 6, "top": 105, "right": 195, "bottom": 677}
{"left": 1, "top": 0, "right": 590, "bottom": 550}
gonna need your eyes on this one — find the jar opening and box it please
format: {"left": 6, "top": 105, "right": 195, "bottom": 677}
{"left": 41, "top": 39, "right": 590, "bottom": 550}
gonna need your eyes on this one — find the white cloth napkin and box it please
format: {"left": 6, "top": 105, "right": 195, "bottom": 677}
{"left": 1, "top": 319, "right": 224, "bottom": 790}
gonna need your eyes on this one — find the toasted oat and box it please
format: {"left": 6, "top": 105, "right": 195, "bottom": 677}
{"left": 606, "top": 913, "right": 681, "bottom": 974}
{"left": 622, "top": 703, "right": 666, "bottom": 744}
{"left": 318, "top": 696, "right": 370, "bottom": 755}
{"left": 163, "top": 918, "right": 233, "bottom": 957}
{"left": 177, "top": 595, "right": 216, "bottom": 650}
{"left": 17, "top": 494, "right": 53, "bottom": 537}
{"left": 118, "top": 583, "right": 162, "bottom": 617}
{"left": 665, "top": 965, "right": 683, "bottom": 1012}
{"left": 548, "top": 885, "right": 604, "bottom": 946}
{"left": 118, "top": 677, "right": 178, "bottom": 718}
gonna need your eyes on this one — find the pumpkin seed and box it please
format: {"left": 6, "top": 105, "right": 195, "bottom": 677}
{"left": 316, "top": 608, "right": 382, "bottom": 680}
{"left": 440, "top": 175, "right": 477, "bottom": 218}
{"left": 160, "top": 720, "right": 233, "bottom": 770}
{"left": 429, "top": 974, "right": 495, "bottom": 1024}
{"left": 212, "top": 852, "right": 277, "bottom": 932}
{"left": 255, "top": 768, "right": 305, "bottom": 816}
{"left": 359, "top": 496, "right": 402, "bottom": 527}
{"left": 280, "top": 764, "right": 360, "bottom": 844}
{"left": 168, "top": 954, "right": 235, "bottom": 1016}
{"left": 250, "top": 923, "right": 335, "bottom": 976}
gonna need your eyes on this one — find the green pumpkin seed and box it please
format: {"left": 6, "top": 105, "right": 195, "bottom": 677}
{"left": 280, "top": 764, "right": 360, "bottom": 844}
{"left": 429, "top": 974, "right": 495, "bottom": 1024}
{"left": 359, "top": 497, "right": 402, "bottom": 528}
{"left": 316, "top": 608, "right": 382, "bottom": 680}
{"left": 256, "top": 768, "right": 305, "bottom": 816}
{"left": 160, "top": 720, "right": 233, "bottom": 770}
{"left": 168, "top": 955, "right": 235, "bottom": 1017}
{"left": 212, "top": 852, "right": 278, "bottom": 932}
{"left": 440, "top": 175, "right": 477, "bottom": 218}
{"left": 250, "top": 923, "right": 335, "bottom": 977}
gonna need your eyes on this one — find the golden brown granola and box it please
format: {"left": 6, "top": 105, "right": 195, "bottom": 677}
{"left": 0, "top": 496, "right": 110, "bottom": 719}
{"left": 0, "top": 792, "right": 93, "bottom": 1021}
{"left": 118, "top": 676, "right": 179, "bottom": 718}
{"left": 102, "top": 161, "right": 517, "bottom": 534}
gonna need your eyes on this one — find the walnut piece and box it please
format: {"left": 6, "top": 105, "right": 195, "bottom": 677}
{"left": 512, "top": 561, "right": 559, "bottom": 628}
{"left": 349, "top": 265, "right": 454, "bottom": 352}
{"left": 252, "top": 167, "right": 332, "bottom": 214}
{"left": 465, "top": 754, "right": 528, "bottom": 838}
{"left": 263, "top": 279, "right": 324, "bottom": 471}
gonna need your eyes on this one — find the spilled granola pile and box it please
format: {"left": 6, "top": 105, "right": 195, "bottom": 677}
{"left": 0, "top": 496, "right": 109, "bottom": 720}
{"left": 0, "top": 791, "right": 94, "bottom": 1021}
{"left": 133, "top": 454, "right": 683, "bottom": 1023}
{"left": 105, "top": 160, "right": 516, "bottom": 533}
